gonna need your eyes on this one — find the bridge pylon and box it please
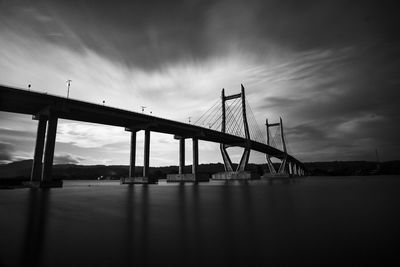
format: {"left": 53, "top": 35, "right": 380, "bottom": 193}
{"left": 212, "top": 84, "right": 256, "bottom": 180}
{"left": 264, "top": 117, "right": 291, "bottom": 177}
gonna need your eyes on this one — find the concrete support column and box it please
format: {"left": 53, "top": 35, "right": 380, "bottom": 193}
{"left": 192, "top": 138, "right": 198, "bottom": 177}
{"left": 31, "top": 116, "right": 47, "bottom": 182}
{"left": 129, "top": 131, "right": 137, "bottom": 178}
{"left": 42, "top": 115, "right": 58, "bottom": 181}
{"left": 288, "top": 162, "right": 293, "bottom": 176}
{"left": 179, "top": 138, "right": 185, "bottom": 174}
{"left": 143, "top": 130, "right": 150, "bottom": 178}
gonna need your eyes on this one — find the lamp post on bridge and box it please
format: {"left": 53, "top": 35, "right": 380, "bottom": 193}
{"left": 66, "top": 80, "right": 72, "bottom": 99}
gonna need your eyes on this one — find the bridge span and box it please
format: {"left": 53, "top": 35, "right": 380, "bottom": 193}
{"left": 0, "top": 84, "right": 305, "bottom": 187}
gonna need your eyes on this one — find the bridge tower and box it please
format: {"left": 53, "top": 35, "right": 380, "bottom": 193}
{"left": 265, "top": 117, "right": 289, "bottom": 176}
{"left": 212, "top": 84, "right": 255, "bottom": 180}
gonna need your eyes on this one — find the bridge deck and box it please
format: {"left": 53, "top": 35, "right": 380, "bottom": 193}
{"left": 0, "top": 85, "right": 303, "bottom": 167}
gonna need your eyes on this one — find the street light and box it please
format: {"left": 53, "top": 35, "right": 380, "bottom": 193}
{"left": 66, "top": 80, "right": 72, "bottom": 98}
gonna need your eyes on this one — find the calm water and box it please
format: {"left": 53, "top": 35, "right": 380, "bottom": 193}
{"left": 1, "top": 176, "right": 400, "bottom": 266}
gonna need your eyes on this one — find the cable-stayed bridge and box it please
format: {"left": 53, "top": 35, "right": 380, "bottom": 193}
{"left": 0, "top": 84, "right": 305, "bottom": 187}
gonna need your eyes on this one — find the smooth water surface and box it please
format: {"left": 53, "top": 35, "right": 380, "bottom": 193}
{"left": 1, "top": 176, "right": 400, "bottom": 266}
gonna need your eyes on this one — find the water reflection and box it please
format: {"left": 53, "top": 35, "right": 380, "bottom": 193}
{"left": 4, "top": 177, "right": 399, "bottom": 266}
{"left": 221, "top": 182, "right": 235, "bottom": 265}
{"left": 139, "top": 185, "right": 149, "bottom": 266}
{"left": 191, "top": 184, "right": 204, "bottom": 266}
{"left": 21, "top": 189, "right": 50, "bottom": 267}
{"left": 177, "top": 184, "right": 188, "bottom": 265}
{"left": 240, "top": 182, "right": 256, "bottom": 262}
{"left": 124, "top": 185, "right": 134, "bottom": 266}
{"left": 124, "top": 185, "right": 149, "bottom": 266}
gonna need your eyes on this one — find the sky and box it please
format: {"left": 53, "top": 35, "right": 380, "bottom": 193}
{"left": 0, "top": 0, "right": 399, "bottom": 166}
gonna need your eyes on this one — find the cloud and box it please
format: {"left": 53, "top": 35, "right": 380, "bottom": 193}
{"left": 1, "top": 0, "right": 400, "bottom": 164}
{"left": 0, "top": 127, "right": 36, "bottom": 140}
{"left": 0, "top": 142, "right": 15, "bottom": 164}
{"left": 2, "top": 0, "right": 398, "bottom": 71}
{"left": 53, "top": 153, "right": 86, "bottom": 165}
{"left": 56, "top": 122, "right": 129, "bottom": 148}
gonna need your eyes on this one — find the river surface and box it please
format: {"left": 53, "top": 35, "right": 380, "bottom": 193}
{"left": 1, "top": 176, "right": 400, "bottom": 266}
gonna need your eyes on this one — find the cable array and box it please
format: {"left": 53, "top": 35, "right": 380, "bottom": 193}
{"left": 245, "top": 99, "right": 266, "bottom": 144}
{"left": 192, "top": 93, "right": 296, "bottom": 153}
{"left": 194, "top": 96, "right": 272, "bottom": 145}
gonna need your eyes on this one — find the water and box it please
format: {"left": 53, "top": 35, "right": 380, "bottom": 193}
{"left": 1, "top": 176, "right": 400, "bottom": 266}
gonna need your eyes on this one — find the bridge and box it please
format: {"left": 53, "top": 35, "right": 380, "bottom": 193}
{"left": 0, "top": 84, "right": 305, "bottom": 187}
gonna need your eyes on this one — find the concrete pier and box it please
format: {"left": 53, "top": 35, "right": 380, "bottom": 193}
{"left": 143, "top": 129, "right": 150, "bottom": 178}
{"left": 121, "top": 129, "right": 157, "bottom": 184}
{"left": 129, "top": 131, "right": 136, "bottom": 178}
{"left": 288, "top": 162, "right": 293, "bottom": 176}
{"left": 30, "top": 116, "right": 47, "bottom": 182}
{"left": 167, "top": 137, "right": 209, "bottom": 183}
{"left": 26, "top": 114, "right": 62, "bottom": 188}
{"left": 167, "top": 173, "right": 209, "bottom": 182}
{"left": 179, "top": 138, "right": 185, "bottom": 174}
{"left": 192, "top": 138, "right": 198, "bottom": 177}
{"left": 42, "top": 115, "right": 58, "bottom": 182}
{"left": 212, "top": 171, "right": 259, "bottom": 180}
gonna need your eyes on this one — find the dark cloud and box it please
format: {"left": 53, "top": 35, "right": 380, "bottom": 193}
{"left": 1, "top": 0, "right": 399, "bottom": 162}
{"left": 0, "top": 127, "right": 36, "bottom": 139}
{"left": 0, "top": 142, "right": 15, "bottom": 163}
{"left": 256, "top": 42, "right": 400, "bottom": 161}
{"left": 1, "top": 0, "right": 399, "bottom": 70}
{"left": 53, "top": 153, "right": 86, "bottom": 164}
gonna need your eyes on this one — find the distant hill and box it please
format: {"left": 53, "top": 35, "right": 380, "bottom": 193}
{"left": 305, "top": 161, "right": 400, "bottom": 176}
{"left": 0, "top": 160, "right": 33, "bottom": 178}
{"left": 1, "top": 160, "right": 399, "bottom": 180}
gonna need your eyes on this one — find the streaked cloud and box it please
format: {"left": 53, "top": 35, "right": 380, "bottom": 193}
{"left": 0, "top": 0, "right": 399, "bottom": 165}
{"left": 53, "top": 153, "right": 86, "bottom": 165}
{"left": 0, "top": 142, "right": 14, "bottom": 164}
